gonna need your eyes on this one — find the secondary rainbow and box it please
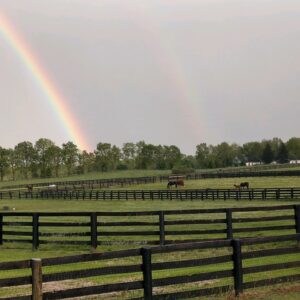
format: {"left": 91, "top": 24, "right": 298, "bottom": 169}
{"left": 0, "top": 13, "right": 90, "bottom": 151}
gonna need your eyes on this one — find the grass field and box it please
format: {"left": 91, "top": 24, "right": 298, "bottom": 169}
{"left": 104, "top": 176, "right": 300, "bottom": 190}
{"left": 0, "top": 174, "right": 300, "bottom": 299}
{"left": 0, "top": 169, "right": 172, "bottom": 189}
{"left": 1, "top": 163, "right": 300, "bottom": 189}
{"left": 2, "top": 176, "right": 300, "bottom": 194}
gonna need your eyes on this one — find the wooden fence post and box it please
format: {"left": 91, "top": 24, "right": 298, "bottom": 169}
{"left": 232, "top": 239, "right": 243, "bottom": 296}
{"left": 31, "top": 258, "right": 42, "bottom": 300}
{"left": 159, "top": 212, "right": 165, "bottom": 246}
{"left": 90, "top": 213, "right": 98, "bottom": 250}
{"left": 294, "top": 205, "right": 300, "bottom": 236}
{"left": 141, "top": 247, "right": 153, "bottom": 300}
{"left": 0, "top": 214, "right": 3, "bottom": 245}
{"left": 32, "top": 214, "right": 39, "bottom": 251}
{"left": 226, "top": 209, "right": 233, "bottom": 239}
{"left": 294, "top": 204, "right": 300, "bottom": 246}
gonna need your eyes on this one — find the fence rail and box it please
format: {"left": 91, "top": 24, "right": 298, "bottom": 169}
{"left": 1, "top": 187, "right": 300, "bottom": 201}
{"left": 0, "top": 234, "right": 299, "bottom": 299}
{"left": 1, "top": 205, "right": 299, "bottom": 249}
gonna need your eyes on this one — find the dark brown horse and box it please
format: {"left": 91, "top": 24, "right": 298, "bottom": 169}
{"left": 234, "top": 182, "right": 249, "bottom": 189}
{"left": 167, "top": 181, "right": 178, "bottom": 188}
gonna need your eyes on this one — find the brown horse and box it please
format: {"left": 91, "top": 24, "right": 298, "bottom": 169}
{"left": 167, "top": 179, "right": 184, "bottom": 189}
{"left": 234, "top": 182, "right": 249, "bottom": 189}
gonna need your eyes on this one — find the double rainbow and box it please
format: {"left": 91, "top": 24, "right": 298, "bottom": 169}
{"left": 0, "top": 13, "right": 90, "bottom": 151}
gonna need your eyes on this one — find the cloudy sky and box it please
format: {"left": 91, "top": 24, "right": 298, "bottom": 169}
{"left": 0, "top": 0, "right": 299, "bottom": 154}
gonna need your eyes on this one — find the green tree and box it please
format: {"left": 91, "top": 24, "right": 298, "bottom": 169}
{"left": 242, "top": 142, "right": 263, "bottom": 162}
{"left": 277, "top": 142, "right": 289, "bottom": 163}
{"left": 47, "top": 145, "right": 62, "bottom": 177}
{"left": 214, "top": 142, "right": 236, "bottom": 167}
{"left": 164, "top": 145, "right": 182, "bottom": 169}
{"left": 135, "top": 142, "right": 157, "bottom": 169}
{"left": 95, "top": 143, "right": 121, "bottom": 171}
{"left": 196, "top": 143, "right": 210, "bottom": 168}
{"left": 269, "top": 137, "right": 283, "bottom": 159}
{"left": 262, "top": 143, "right": 274, "bottom": 164}
{"left": 35, "top": 138, "right": 56, "bottom": 177}
{"left": 0, "top": 147, "right": 9, "bottom": 181}
{"left": 7, "top": 149, "right": 17, "bottom": 181}
{"left": 14, "top": 141, "right": 35, "bottom": 179}
{"left": 77, "top": 151, "right": 95, "bottom": 174}
{"left": 286, "top": 137, "right": 300, "bottom": 159}
{"left": 121, "top": 143, "right": 137, "bottom": 169}
{"left": 62, "top": 142, "right": 79, "bottom": 175}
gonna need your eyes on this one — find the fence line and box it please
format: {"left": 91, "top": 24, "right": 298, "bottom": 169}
{"left": 0, "top": 234, "right": 299, "bottom": 299}
{"left": 0, "top": 205, "right": 299, "bottom": 250}
{"left": 2, "top": 168, "right": 300, "bottom": 190}
{"left": 1, "top": 187, "right": 300, "bottom": 201}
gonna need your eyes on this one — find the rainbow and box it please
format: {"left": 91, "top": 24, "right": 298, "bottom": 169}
{"left": 0, "top": 13, "right": 90, "bottom": 151}
{"left": 134, "top": 3, "right": 205, "bottom": 142}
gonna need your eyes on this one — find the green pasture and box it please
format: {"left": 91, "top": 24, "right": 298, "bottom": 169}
{"left": 0, "top": 174, "right": 300, "bottom": 299}
{"left": 0, "top": 169, "right": 172, "bottom": 189}
{"left": 0, "top": 197, "right": 299, "bottom": 259}
{"left": 105, "top": 176, "right": 300, "bottom": 190}
{"left": 0, "top": 238, "right": 299, "bottom": 299}
{"left": 1, "top": 162, "right": 300, "bottom": 190}
{"left": 3, "top": 176, "right": 300, "bottom": 194}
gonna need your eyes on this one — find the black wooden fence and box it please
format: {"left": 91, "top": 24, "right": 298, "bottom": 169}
{"left": 2, "top": 168, "right": 300, "bottom": 191}
{"left": 1, "top": 187, "right": 300, "bottom": 200}
{"left": 2, "top": 176, "right": 157, "bottom": 190}
{"left": 183, "top": 169, "right": 300, "bottom": 179}
{"left": 1, "top": 205, "right": 299, "bottom": 250}
{"left": 0, "top": 234, "right": 299, "bottom": 299}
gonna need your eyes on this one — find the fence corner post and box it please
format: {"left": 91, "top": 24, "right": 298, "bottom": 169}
{"left": 31, "top": 258, "right": 42, "bottom": 300}
{"left": 90, "top": 212, "right": 98, "bottom": 250}
{"left": 232, "top": 239, "right": 243, "bottom": 296}
{"left": 141, "top": 247, "right": 153, "bottom": 300}
{"left": 159, "top": 211, "right": 165, "bottom": 246}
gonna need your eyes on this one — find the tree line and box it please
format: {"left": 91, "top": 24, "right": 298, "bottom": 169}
{"left": 0, "top": 137, "right": 299, "bottom": 181}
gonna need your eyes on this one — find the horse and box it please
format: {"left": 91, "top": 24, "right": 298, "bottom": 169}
{"left": 234, "top": 182, "right": 250, "bottom": 189}
{"left": 167, "top": 181, "right": 178, "bottom": 189}
{"left": 240, "top": 182, "right": 249, "bottom": 189}
{"left": 167, "top": 178, "right": 185, "bottom": 188}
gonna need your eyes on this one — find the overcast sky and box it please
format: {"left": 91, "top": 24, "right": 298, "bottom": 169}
{"left": 0, "top": 0, "right": 299, "bottom": 154}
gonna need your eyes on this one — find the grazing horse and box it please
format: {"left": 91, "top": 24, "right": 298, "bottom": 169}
{"left": 167, "top": 181, "right": 178, "bottom": 189}
{"left": 167, "top": 178, "right": 185, "bottom": 189}
{"left": 240, "top": 182, "right": 249, "bottom": 189}
{"left": 234, "top": 182, "right": 250, "bottom": 189}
